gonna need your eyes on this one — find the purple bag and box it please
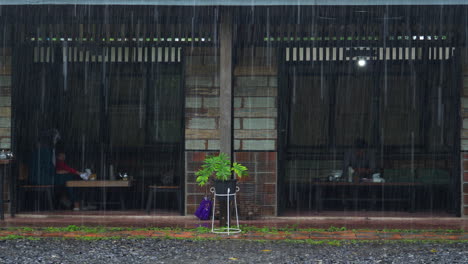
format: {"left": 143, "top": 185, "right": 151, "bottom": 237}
{"left": 194, "top": 197, "right": 212, "bottom": 220}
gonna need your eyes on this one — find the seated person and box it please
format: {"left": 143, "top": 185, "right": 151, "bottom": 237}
{"left": 54, "top": 152, "right": 83, "bottom": 210}
{"left": 342, "top": 138, "right": 377, "bottom": 182}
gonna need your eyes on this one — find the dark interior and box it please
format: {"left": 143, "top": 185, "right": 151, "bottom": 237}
{"left": 13, "top": 44, "right": 184, "bottom": 210}
{"left": 279, "top": 55, "right": 459, "bottom": 215}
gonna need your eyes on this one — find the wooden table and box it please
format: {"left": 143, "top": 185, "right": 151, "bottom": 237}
{"left": 309, "top": 182, "right": 422, "bottom": 212}
{"left": 66, "top": 180, "right": 132, "bottom": 210}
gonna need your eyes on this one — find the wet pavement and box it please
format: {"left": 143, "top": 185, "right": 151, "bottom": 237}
{"left": 1, "top": 213, "right": 467, "bottom": 263}
{"left": 0, "top": 238, "right": 467, "bottom": 264}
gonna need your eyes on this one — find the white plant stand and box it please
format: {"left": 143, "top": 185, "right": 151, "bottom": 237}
{"left": 210, "top": 186, "right": 241, "bottom": 235}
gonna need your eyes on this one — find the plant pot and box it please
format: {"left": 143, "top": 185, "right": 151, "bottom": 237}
{"left": 214, "top": 179, "right": 237, "bottom": 200}
{"left": 214, "top": 179, "right": 237, "bottom": 227}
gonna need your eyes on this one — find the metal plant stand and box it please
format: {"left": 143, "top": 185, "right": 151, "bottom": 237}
{"left": 210, "top": 186, "right": 241, "bottom": 234}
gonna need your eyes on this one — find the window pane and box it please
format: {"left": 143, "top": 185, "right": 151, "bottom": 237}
{"left": 288, "top": 75, "right": 329, "bottom": 146}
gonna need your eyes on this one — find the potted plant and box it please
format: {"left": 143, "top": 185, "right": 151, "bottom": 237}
{"left": 195, "top": 153, "right": 247, "bottom": 227}
{"left": 195, "top": 153, "right": 248, "bottom": 196}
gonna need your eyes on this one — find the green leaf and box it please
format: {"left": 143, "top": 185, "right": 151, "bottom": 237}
{"left": 232, "top": 162, "right": 248, "bottom": 178}
{"left": 194, "top": 152, "right": 249, "bottom": 186}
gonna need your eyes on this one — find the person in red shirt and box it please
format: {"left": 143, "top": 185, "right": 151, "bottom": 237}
{"left": 55, "top": 152, "right": 83, "bottom": 210}
{"left": 56, "top": 153, "right": 81, "bottom": 175}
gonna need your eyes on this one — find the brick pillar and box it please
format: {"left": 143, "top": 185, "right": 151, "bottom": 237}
{"left": 463, "top": 154, "right": 468, "bottom": 216}
{"left": 185, "top": 151, "right": 215, "bottom": 215}
{"left": 233, "top": 47, "right": 278, "bottom": 217}
{"left": 462, "top": 57, "right": 468, "bottom": 217}
{"left": 0, "top": 48, "right": 11, "bottom": 214}
{"left": 460, "top": 45, "right": 468, "bottom": 217}
{"left": 234, "top": 152, "right": 277, "bottom": 217}
{"left": 184, "top": 46, "right": 279, "bottom": 218}
{"left": 184, "top": 47, "right": 220, "bottom": 215}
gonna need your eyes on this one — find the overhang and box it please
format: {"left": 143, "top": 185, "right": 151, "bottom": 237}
{"left": 0, "top": 0, "right": 467, "bottom": 6}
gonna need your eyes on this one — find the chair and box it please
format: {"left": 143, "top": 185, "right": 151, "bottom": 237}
{"left": 146, "top": 185, "right": 181, "bottom": 214}
{"left": 17, "top": 162, "right": 55, "bottom": 211}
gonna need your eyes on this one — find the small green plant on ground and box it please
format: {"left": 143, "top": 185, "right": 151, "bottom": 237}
{"left": 0, "top": 235, "right": 26, "bottom": 240}
{"left": 326, "top": 226, "right": 347, "bottom": 232}
{"left": 17, "top": 227, "right": 35, "bottom": 232}
{"left": 193, "top": 226, "right": 211, "bottom": 233}
{"left": 107, "top": 227, "right": 130, "bottom": 232}
{"left": 0, "top": 225, "right": 468, "bottom": 235}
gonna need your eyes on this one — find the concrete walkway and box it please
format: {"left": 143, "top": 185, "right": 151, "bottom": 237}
{"left": 1, "top": 212, "right": 468, "bottom": 230}
{"left": 1, "top": 213, "right": 468, "bottom": 241}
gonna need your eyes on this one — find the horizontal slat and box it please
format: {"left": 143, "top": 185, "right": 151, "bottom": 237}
{"left": 2, "top": 0, "right": 467, "bottom": 5}
{"left": 285, "top": 46, "right": 455, "bottom": 62}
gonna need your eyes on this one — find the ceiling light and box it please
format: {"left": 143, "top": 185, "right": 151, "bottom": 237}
{"left": 357, "top": 58, "right": 367, "bottom": 67}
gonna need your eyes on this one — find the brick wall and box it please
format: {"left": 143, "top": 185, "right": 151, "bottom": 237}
{"left": 462, "top": 60, "right": 468, "bottom": 217}
{"left": 232, "top": 47, "right": 278, "bottom": 217}
{"left": 184, "top": 47, "right": 220, "bottom": 215}
{"left": 234, "top": 47, "right": 277, "bottom": 151}
{"left": 0, "top": 49, "right": 11, "bottom": 150}
{"left": 234, "top": 152, "right": 277, "bottom": 217}
{"left": 184, "top": 47, "right": 279, "bottom": 217}
{"left": 185, "top": 151, "right": 277, "bottom": 218}
{"left": 184, "top": 47, "right": 220, "bottom": 151}
{"left": 185, "top": 151, "right": 213, "bottom": 215}
{"left": 0, "top": 48, "right": 11, "bottom": 212}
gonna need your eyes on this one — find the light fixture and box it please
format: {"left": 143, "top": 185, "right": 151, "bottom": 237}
{"left": 357, "top": 58, "right": 367, "bottom": 67}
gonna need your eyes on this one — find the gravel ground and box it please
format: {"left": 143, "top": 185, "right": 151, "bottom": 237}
{"left": 0, "top": 238, "right": 467, "bottom": 264}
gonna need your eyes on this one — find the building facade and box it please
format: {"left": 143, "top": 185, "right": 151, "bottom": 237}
{"left": 0, "top": 2, "right": 467, "bottom": 218}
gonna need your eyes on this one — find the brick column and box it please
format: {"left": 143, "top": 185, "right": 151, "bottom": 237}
{"left": 219, "top": 13, "right": 233, "bottom": 158}
{"left": 233, "top": 47, "right": 278, "bottom": 217}
{"left": 234, "top": 152, "right": 277, "bottom": 217}
{"left": 462, "top": 54, "right": 468, "bottom": 217}
{"left": 184, "top": 45, "right": 279, "bottom": 218}
{"left": 184, "top": 47, "right": 220, "bottom": 215}
{"left": 0, "top": 48, "right": 11, "bottom": 214}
